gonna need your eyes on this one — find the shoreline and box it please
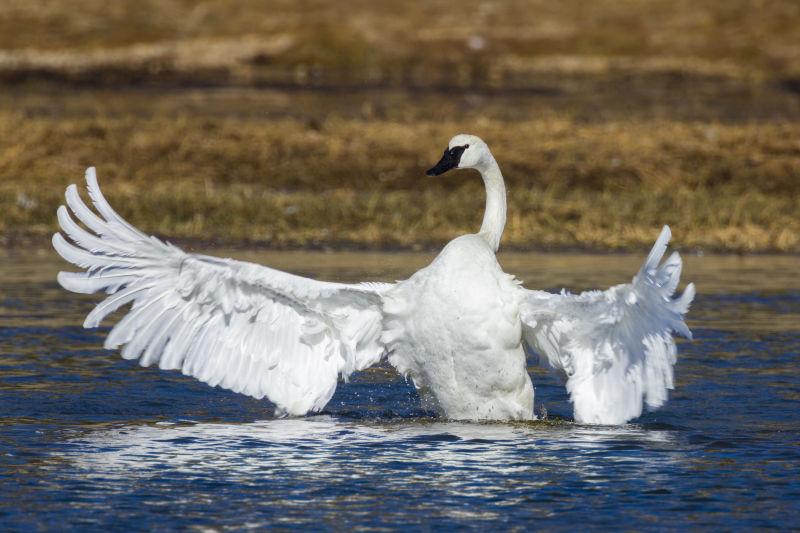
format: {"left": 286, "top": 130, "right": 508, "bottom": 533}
{"left": 3, "top": 232, "right": 796, "bottom": 257}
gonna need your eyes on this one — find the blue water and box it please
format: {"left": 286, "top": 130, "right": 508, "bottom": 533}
{"left": 1, "top": 252, "right": 798, "bottom": 530}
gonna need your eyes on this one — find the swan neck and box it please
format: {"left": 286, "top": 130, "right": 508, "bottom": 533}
{"left": 478, "top": 157, "right": 506, "bottom": 252}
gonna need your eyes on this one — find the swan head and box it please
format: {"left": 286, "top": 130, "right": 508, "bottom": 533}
{"left": 426, "top": 134, "right": 492, "bottom": 176}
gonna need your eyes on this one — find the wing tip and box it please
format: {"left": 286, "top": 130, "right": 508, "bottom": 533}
{"left": 681, "top": 282, "right": 697, "bottom": 309}
{"left": 51, "top": 232, "right": 68, "bottom": 259}
{"left": 84, "top": 165, "right": 104, "bottom": 201}
{"left": 85, "top": 166, "right": 97, "bottom": 184}
{"left": 55, "top": 204, "right": 69, "bottom": 226}
{"left": 684, "top": 281, "right": 696, "bottom": 298}
{"left": 55, "top": 270, "right": 70, "bottom": 291}
{"left": 674, "top": 282, "right": 696, "bottom": 339}
{"left": 640, "top": 225, "right": 673, "bottom": 275}
{"left": 84, "top": 167, "right": 99, "bottom": 197}
{"left": 56, "top": 270, "right": 93, "bottom": 295}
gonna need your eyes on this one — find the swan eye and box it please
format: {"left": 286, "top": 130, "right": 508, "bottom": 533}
{"left": 450, "top": 144, "right": 468, "bottom": 156}
{"left": 427, "top": 143, "right": 469, "bottom": 176}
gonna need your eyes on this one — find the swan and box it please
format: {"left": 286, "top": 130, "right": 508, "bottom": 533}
{"left": 52, "top": 134, "right": 695, "bottom": 425}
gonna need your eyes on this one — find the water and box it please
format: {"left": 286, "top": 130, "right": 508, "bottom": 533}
{"left": 1, "top": 250, "right": 798, "bottom": 530}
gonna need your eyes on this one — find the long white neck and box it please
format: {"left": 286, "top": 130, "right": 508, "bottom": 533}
{"left": 477, "top": 156, "right": 506, "bottom": 252}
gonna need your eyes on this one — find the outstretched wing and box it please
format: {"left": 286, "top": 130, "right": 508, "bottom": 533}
{"left": 520, "top": 226, "right": 695, "bottom": 425}
{"left": 54, "top": 168, "right": 391, "bottom": 416}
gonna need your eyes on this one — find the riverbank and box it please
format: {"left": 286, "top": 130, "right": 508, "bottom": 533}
{"left": 1, "top": 86, "right": 798, "bottom": 253}
{"left": 1, "top": 1, "right": 798, "bottom": 253}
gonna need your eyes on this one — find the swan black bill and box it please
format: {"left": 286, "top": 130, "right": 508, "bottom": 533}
{"left": 426, "top": 145, "right": 468, "bottom": 176}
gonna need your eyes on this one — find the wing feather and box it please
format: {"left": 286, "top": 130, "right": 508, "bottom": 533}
{"left": 83, "top": 282, "right": 153, "bottom": 328}
{"left": 54, "top": 168, "right": 391, "bottom": 415}
{"left": 520, "top": 226, "right": 694, "bottom": 425}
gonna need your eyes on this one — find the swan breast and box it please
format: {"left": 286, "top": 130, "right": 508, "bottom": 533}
{"left": 382, "top": 235, "right": 532, "bottom": 420}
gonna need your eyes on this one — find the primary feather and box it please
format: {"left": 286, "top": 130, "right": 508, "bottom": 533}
{"left": 55, "top": 168, "right": 390, "bottom": 416}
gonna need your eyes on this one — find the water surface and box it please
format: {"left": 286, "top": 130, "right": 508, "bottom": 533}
{"left": 1, "top": 250, "right": 798, "bottom": 530}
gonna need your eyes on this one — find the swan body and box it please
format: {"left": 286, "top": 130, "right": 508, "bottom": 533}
{"left": 384, "top": 234, "right": 533, "bottom": 420}
{"left": 53, "top": 134, "right": 695, "bottom": 424}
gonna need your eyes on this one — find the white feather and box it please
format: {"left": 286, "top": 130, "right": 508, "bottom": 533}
{"left": 54, "top": 148, "right": 693, "bottom": 425}
{"left": 54, "top": 169, "right": 390, "bottom": 416}
{"left": 520, "top": 225, "right": 695, "bottom": 425}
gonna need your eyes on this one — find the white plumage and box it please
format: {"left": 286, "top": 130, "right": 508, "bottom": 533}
{"left": 54, "top": 134, "right": 694, "bottom": 424}
{"left": 55, "top": 168, "right": 388, "bottom": 416}
{"left": 521, "top": 226, "right": 695, "bottom": 424}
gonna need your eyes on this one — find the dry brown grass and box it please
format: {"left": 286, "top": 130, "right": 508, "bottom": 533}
{"left": 0, "top": 1, "right": 798, "bottom": 252}
{"left": 3, "top": 2, "right": 800, "bottom": 60}
{"left": 4, "top": 174, "right": 798, "bottom": 252}
{"left": 1, "top": 106, "right": 798, "bottom": 252}
{"left": 1, "top": 0, "right": 800, "bottom": 87}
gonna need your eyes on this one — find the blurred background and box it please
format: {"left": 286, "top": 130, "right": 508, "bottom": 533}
{"left": 0, "top": 0, "right": 798, "bottom": 252}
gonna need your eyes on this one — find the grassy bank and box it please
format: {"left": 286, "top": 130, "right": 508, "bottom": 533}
{"left": 1, "top": 102, "right": 797, "bottom": 252}
{"left": 0, "top": 1, "right": 798, "bottom": 252}
{"left": 6, "top": 181, "right": 795, "bottom": 252}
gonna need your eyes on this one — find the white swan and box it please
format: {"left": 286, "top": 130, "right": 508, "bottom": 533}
{"left": 53, "top": 134, "right": 695, "bottom": 425}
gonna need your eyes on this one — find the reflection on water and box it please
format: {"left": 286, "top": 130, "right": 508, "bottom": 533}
{"left": 70, "top": 417, "right": 678, "bottom": 482}
{"left": 60, "top": 417, "right": 684, "bottom": 525}
{"left": 1, "top": 250, "right": 798, "bottom": 529}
